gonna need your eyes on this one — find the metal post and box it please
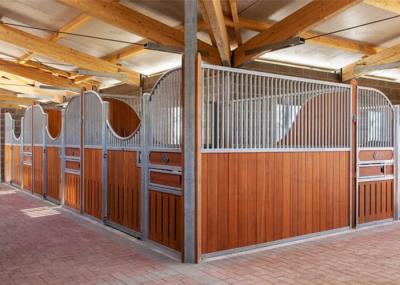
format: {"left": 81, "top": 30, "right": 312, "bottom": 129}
{"left": 183, "top": 0, "right": 197, "bottom": 263}
{"left": 394, "top": 106, "right": 400, "bottom": 220}
{"left": 20, "top": 118, "right": 24, "bottom": 190}
{"left": 43, "top": 113, "right": 47, "bottom": 198}
{"left": 61, "top": 110, "right": 66, "bottom": 205}
{"left": 101, "top": 102, "right": 109, "bottom": 221}
{"left": 80, "top": 89, "right": 85, "bottom": 214}
{"left": 140, "top": 93, "right": 151, "bottom": 239}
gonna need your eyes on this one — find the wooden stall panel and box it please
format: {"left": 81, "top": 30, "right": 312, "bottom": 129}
{"left": 358, "top": 180, "right": 393, "bottom": 224}
{"left": 201, "top": 151, "right": 350, "bottom": 254}
{"left": 65, "top": 147, "right": 80, "bottom": 157}
{"left": 150, "top": 171, "right": 182, "bottom": 188}
{"left": 33, "top": 146, "right": 43, "bottom": 195}
{"left": 44, "top": 109, "right": 62, "bottom": 138}
{"left": 84, "top": 148, "right": 102, "bottom": 219}
{"left": 359, "top": 150, "right": 393, "bottom": 161}
{"left": 46, "top": 147, "right": 61, "bottom": 202}
{"left": 11, "top": 146, "right": 21, "bottom": 185}
{"left": 149, "top": 191, "right": 183, "bottom": 251}
{"left": 149, "top": 152, "right": 182, "bottom": 167}
{"left": 23, "top": 164, "right": 32, "bottom": 191}
{"left": 4, "top": 145, "right": 11, "bottom": 183}
{"left": 107, "top": 150, "right": 141, "bottom": 232}
{"left": 64, "top": 173, "right": 80, "bottom": 210}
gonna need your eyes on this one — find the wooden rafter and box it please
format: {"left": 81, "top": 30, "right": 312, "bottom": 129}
{"left": 201, "top": 0, "right": 231, "bottom": 66}
{"left": 198, "top": 0, "right": 217, "bottom": 46}
{"left": 0, "top": 58, "right": 90, "bottom": 89}
{"left": 233, "top": 0, "right": 362, "bottom": 66}
{"left": 341, "top": 43, "right": 400, "bottom": 81}
{"left": 57, "top": 0, "right": 221, "bottom": 64}
{"left": 363, "top": 0, "right": 400, "bottom": 14}
{"left": 0, "top": 23, "right": 140, "bottom": 85}
{"left": 0, "top": 94, "right": 35, "bottom": 105}
{"left": 18, "top": 14, "right": 91, "bottom": 63}
{"left": 228, "top": 0, "right": 242, "bottom": 45}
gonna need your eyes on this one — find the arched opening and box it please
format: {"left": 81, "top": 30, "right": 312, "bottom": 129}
{"left": 103, "top": 98, "right": 141, "bottom": 137}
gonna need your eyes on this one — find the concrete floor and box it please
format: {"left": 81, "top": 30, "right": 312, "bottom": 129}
{"left": 1, "top": 184, "right": 400, "bottom": 285}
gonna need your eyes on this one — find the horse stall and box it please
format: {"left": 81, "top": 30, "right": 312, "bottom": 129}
{"left": 103, "top": 95, "right": 142, "bottom": 236}
{"left": 22, "top": 107, "right": 32, "bottom": 192}
{"left": 44, "top": 108, "right": 62, "bottom": 203}
{"left": 356, "top": 87, "right": 394, "bottom": 226}
{"left": 1, "top": 61, "right": 399, "bottom": 263}
{"left": 4, "top": 113, "right": 22, "bottom": 186}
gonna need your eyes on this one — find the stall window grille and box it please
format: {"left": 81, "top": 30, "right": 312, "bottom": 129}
{"left": 201, "top": 64, "right": 352, "bottom": 151}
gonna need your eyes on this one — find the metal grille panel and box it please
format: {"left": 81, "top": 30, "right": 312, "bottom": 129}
{"left": 202, "top": 64, "right": 352, "bottom": 151}
{"left": 149, "top": 68, "right": 181, "bottom": 150}
{"left": 84, "top": 91, "right": 103, "bottom": 147}
{"left": 32, "top": 105, "right": 46, "bottom": 145}
{"left": 23, "top": 107, "right": 32, "bottom": 145}
{"left": 357, "top": 87, "right": 393, "bottom": 148}
{"left": 64, "top": 95, "right": 81, "bottom": 147}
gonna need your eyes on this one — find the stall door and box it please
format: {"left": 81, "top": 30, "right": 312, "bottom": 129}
{"left": 356, "top": 87, "right": 394, "bottom": 225}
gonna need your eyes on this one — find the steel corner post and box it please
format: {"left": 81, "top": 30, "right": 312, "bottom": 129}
{"left": 140, "top": 93, "right": 151, "bottom": 240}
{"left": 394, "top": 106, "right": 400, "bottom": 220}
{"left": 61, "top": 109, "right": 66, "bottom": 206}
{"left": 102, "top": 102, "right": 109, "bottom": 222}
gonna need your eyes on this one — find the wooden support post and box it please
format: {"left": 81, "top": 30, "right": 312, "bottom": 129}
{"left": 195, "top": 54, "right": 202, "bottom": 262}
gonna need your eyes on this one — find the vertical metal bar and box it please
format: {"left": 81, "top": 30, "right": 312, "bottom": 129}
{"left": 101, "top": 101, "right": 108, "bottom": 221}
{"left": 141, "top": 94, "right": 150, "bottom": 240}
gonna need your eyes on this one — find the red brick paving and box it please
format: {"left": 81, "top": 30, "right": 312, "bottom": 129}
{"left": 1, "top": 184, "right": 400, "bottom": 284}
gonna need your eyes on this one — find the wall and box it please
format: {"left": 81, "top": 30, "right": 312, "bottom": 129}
{"left": 0, "top": 108, "right": 24, "bottom": 182}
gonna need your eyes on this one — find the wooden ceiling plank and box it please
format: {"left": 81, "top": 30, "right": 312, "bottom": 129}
{"left": 363, "top": 0, "right": 400, "bottom": 14}
{"left": 0, "top": 22, "right": 140, "bottom": 85}
{"left": 19, "top": 14, "right": 91, "bottom": 63}
{"left": 57, "top": 0, "right": 221, "bottom": 64}
{"left": 341, "top": 43, "right": 400, "bottom": 81}
{"left": 233, "top": 0, "right": 362, "bottom": 66}
{"left": 198, "top": 0, "right": 218, "bottom": 47}
{"left": 201, "top": 0, "right": 231, "bottom": 66}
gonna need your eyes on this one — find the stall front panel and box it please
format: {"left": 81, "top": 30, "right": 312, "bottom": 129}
{"left": 356, "top": 87, "right": 394, "bottom": 225}
{"left": 105, "top": 98, "right": 142, "bottom": 235}
{"left": 22, "top": 107, "right": 33, "bottom": 192}
{"left": 45, "top": 109, "right": 62, "bottom": 203}
{"left": 32, "top": 105, "right": 46, "bottom": 196}
{"left": 4, "top": 113, "right": 21, "bottom": 185}
{"left": 63, "top": 96, "right": 81, "bottom": 210}
{"left": 148, "top": 68, "right": 183, "bottom": 252}
{"left": 200, "top": 65, "right": 352, "bottom": 256}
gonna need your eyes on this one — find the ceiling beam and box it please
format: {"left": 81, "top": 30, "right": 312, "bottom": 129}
{"left": 19, "top": 13, "right": 91, "bottom": 63}
{"left": 363, "top": 0, "right": 400, "bottom": 14}
{"left": 0, "top": 58, "right": 90, "bottom": 89}
{"left": 229, "top": 0, "right": 242, "bottom": 46}
{"left": 233, "top": 0, "right": 362, "bottom": 67}
{"left": 198, "top": 0, "right": 217, "bottom": 46}
{"left": 0, "top": 93, "right": 35, "bottom": 105}
{"left": 0, "top": 103, "right": 26, "bottom": 109}
{"left": 0, "top": 22, "right": 140, "bottom": 85}
{"left": 57, "top": 0, "right": 221, "bottom": 64}
{"left": 102, "top": 42, "right": 145, "bottom": 63}
{"left": 200, "top": 0, "right": 231, "bottom": 65}
{"left": 341, "top": 43, "right": 400, "bottom": 81}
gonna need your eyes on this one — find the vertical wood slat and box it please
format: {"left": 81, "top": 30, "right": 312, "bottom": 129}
{"left": 201, "top": 151, "right": 350, "bottom": 254}
{"left": 64, "top": 173, "right": 80, "bottom": 210}
{"left": 148, "top": 191, "right": 183, "bottom": 251}
{"left": 33, "top": 146, "right": 43, "bottom": 195}
{"left": 107, "top": 150, "right": 141, "bottom": 232}
{"left": 46, "top": 147, "right": 61, "bottom": 201}
{"left": 4, "top": 145, "right": 12, "bottom": 183}
{"left": 84, "top": 148, "right": 102, "bottom": 219}
{"left": 358, "top": 180, "right": 394, "bottom": 224}
{"left": 11, "top": 145, "right": 21, "bottom": 185}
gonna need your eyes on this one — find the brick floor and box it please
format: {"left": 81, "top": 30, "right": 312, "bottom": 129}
{"left": 1, "top": 184, "right": 400, "bottom": 285}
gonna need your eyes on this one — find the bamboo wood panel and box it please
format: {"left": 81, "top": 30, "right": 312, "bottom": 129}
{"left": 64, "top": 173, "right": 80, "bottom": 209}
{"left": 150, "top": 171, "right": 182, "bottom": 188}
{"left": 358, "top": 180, "right": 393, "bottom": 224}
{"left": 201, "top": 151, "right": 350, "bottom": 254}
{"left": 149, "top": 190, "right": 183, "bottom": 251}
{"left": 359, "top": 150, "right": 393, "bottom": 161}
{"left": 44, "top": 109, "right": 62, "bottom": 138}
{"left": 103, "top": 98, "right": 140, "bottom": 137}
{"left": 11, "top": 146, "right": 21, "bottom": 185}
{"left": 46, "top": 147, "right": 61, "bottom": 202}
{"left": 23, "top": 164, "right": 32, "bottom": 191}
{"left": 84, "top": 148, "right": 102, "bottom": 219}
{"left": 107, "top": 150, "right": 141, "bottom": 232}
{"left": 4, "top": 145, "right": 11, "bottom": 183}
{"left": 33, "top": 146, "right": 43, "bottom": 195}
{"left": 149, "top": 152, "right": 182, "bottom": 167}
{"left": 65, "top": 147, "right": 80, "bottom": 157}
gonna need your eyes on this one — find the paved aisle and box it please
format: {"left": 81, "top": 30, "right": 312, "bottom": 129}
{"left": 1, "top": 184, "right": 400, "bottom": 285}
